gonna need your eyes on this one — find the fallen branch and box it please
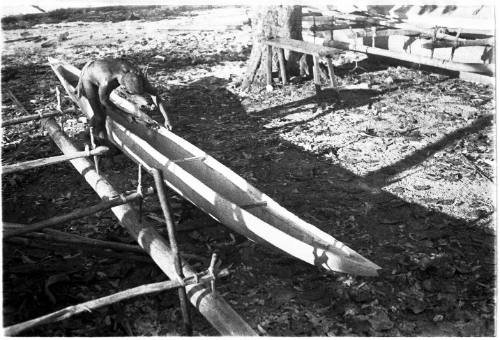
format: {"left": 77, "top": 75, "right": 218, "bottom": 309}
{"left": 4, "top": 268, "right": 228, "bottom": 336}
{"left": 3, "top": 187, "right": 155, "bottom": 238}
{"left": 461, "top": 154, "right": 494, "bottom": 183}
{"left": 4, "top": 36, "right": 42, "bottom": 43}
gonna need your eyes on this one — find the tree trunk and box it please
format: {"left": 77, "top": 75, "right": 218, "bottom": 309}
{"left": 241, "top": 5, "right": 302, "bottom": 91}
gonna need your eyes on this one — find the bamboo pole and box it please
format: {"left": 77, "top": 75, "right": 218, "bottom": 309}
{"left": 323, "top": 39, "right": 494, "bottom": 76}
{"left": 3, "top": 187, "right": 154, "bottom": 238}
{"left": 39, "top": 117, "right": 256, "bottom": 335}
{"left": 2, "top": 146, "right": 109, "bottom": 175}
{"left": 4, "top": 269, "right": 228, "bottom": 336}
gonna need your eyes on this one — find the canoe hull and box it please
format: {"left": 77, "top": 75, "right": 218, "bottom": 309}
{"left": 49, "top": 58, "right": 380, "bottom": 276}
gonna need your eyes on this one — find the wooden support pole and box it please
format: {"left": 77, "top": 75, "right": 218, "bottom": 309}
{"left": 4, "top": 268, "right": 229, "bottom": 336}
{"left": 6, "top": 236, "right": 153, "bottom": 263}
{"left": 6, "top": 89, "right": 31, "bottom": 116}
{"left": 421, "top": 37, "right": 493, "bottom": 49}
{"left": 3, "top": 187, "right": 155, "bottom": 238}
{"left": 278, "top": 48, "right": 287, "bottom": 85}
{"left": 266, "top": 44, "right": 273, "bottom": 87}
{"left": 2, "top": 112, "right": 63, "bottom": 127}
{"left": 39, "top": 118, "right": 256, "bottom": 336}
{"left": 325, "top": 57, "right": 336, "bottom": 88}
{"left": 32, "top": 228, "right": 147, "bottom": 253}
{"left": 313, "top": 55, "right": 321, "bottom": 92}
{"left": 152, "top": 168, "right": 192, "bottom": 335}
{"left": 2, "top": 146, "right": 109, "bottom": 175}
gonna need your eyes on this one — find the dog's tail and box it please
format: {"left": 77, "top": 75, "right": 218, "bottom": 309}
{"left": 75, "top": 61, "right": 93, "bottom": 98}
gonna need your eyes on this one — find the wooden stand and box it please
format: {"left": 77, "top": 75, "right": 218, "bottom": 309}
{"left": 264, "top": 37, "right": 338, "bottom": 92}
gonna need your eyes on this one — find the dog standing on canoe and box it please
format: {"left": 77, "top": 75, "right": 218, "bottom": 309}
{"left": 76, "top": 58, "right": 172, "bottom": 142}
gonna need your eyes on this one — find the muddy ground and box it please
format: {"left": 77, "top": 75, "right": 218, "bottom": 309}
{"left": 1, "top": 6, "right": 495, "bottom": 336}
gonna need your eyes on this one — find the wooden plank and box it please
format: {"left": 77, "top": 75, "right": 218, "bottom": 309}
{"left": 356, "top": 28, "right": 423, "bottom": 38}
{"left": 266, "top": 37, "right": 334, "bottom": 57}
{"left": 311, "top": 23, "right": 368, "bottom": 31}
{"left": 324, "top": 39, "right": 494, "bottom": 76}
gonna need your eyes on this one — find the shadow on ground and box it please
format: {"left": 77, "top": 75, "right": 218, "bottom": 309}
{"left": 166, "top": 75, "right": 494, "bottom": 335}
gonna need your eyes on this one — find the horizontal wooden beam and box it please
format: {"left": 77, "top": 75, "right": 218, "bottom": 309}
{"left": 4, "top": 268, "right": 229, "bottom": 336}
{"left": 2, "top": 112, "right": 63, "bottom": 127}
{"left": 2, "top": 146, "right": 109, "bottom": 175}
{"left": 421, "top": 37, "right": 494, "bottom": 49}
{"left": 3, "top": 187, "right": 154, "bottom": 238}
{"left": 311, "top": 23, "right": 369, "bottom": 31}
{"left": 265, "top": 37, "right": 334, "bottom": 57}
{"left": 324, "top": 39, "right": 494, "bottom": 76}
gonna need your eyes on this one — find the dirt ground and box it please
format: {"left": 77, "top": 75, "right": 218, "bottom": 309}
{"left": 2, "top": 6, "right": 495, "bottom": 336}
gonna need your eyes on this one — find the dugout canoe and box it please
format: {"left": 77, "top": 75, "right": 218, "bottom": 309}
{"left": 48, "top": 57, "right": 380, "bottom": 277}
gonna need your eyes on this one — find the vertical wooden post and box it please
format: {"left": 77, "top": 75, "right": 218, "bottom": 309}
{"left": 278, "top": 48, "right": 287, "bottom": 85}
{"left": 371, "top": 26, "right": 376, "bottom": 47}
{"left": 313, "top": 54, "right": 321, "bottom": 92}
{"left": 152, "top": 169, "right": 192, "bottom": 335}
{"left": 326, "top": 57, "right": 336, "bottom": 88}
{"left": 266, "top": 44, "right": 273, "bottom": 87}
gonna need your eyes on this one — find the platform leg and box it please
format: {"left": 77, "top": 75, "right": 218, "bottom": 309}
{"left": 326, "top": 57, "right": 336, "bottom": 88}
{"left": 278, "top": 48, "right": 287, "bottom": 85}
{"left": 266, "top": 44, "right": 273, "bottom": 88}
{"left": 313, "top": 55, "right": 321, "bottom": 93}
